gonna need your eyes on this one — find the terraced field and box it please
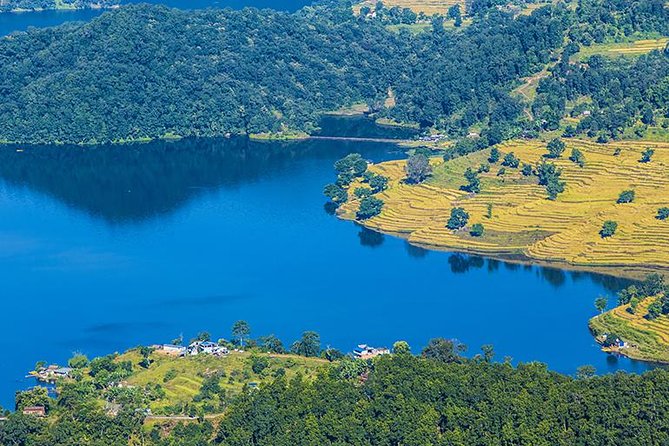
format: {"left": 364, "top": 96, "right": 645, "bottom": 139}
{"left": 354, "top": 0, "right": 463, "bottom": 15}
{"left": 590, "top": 297, "right": 669, "bottom": 363}
{"left": 116, "top": 350, "right": 327, "bottom": 414}
{"left": 573, "top": 38, "right": 669, "bottom": 60}
{"left": 340, "top": 139, "right": 669, "bottom": 277}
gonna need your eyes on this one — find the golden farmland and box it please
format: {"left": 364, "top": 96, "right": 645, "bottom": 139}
{"left": 590, "top": 296, "right": 669, "bottom": 363}
{"left": 355, "top": 0, "right": 463, "bottom": 15}
{"left": 573, "top": 38, "right": 669, "bottom": 61}
{"left": 341, "top": 139, "right": 669, "bottom": 277}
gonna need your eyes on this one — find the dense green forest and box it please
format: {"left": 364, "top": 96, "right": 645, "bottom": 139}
{"left": 5, "top": 350, "right": 669, "bottom": 445}
{"left": 0, "top": 0, "right": 667, "bottom": 144}
{"left": 0, "top": 0, "right": 118, "bottom": 12}
{"left": 0, "top": 4, "right": 404, "bottom": 143}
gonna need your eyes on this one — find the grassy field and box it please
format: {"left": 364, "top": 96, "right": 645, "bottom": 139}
{"left": 115, "top": 350, "right": 328, "bottom": 415}
{"left": 573, "top": 38, "right": 669, "bottom": 60}
{"left": 385, "top": 22, "right": 433, "bottom": 34}
{"left": 590, "top": 297, "right": 669, "bottom": 363}
{"left": 340, "top": 139, "right": 669, "bottom": 277}
{"left": 355, "top": 0, "right": 463, "bottom": 15}
{"left": 354, "top": 0, "right": 551, "bottom": 15}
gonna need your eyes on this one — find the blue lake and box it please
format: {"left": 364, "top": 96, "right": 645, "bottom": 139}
{"left": 0, "top": 117, "right": 656, "bottom": 410}
{"left": 0, "top": 0, "right": 309, "bottom": 36}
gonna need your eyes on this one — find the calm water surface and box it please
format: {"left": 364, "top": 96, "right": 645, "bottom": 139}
{"left": 0, "top": 0, "right": 309, "bottom": 36}
{"left": 0, "top": 118, "right": 655, "bottom": 409}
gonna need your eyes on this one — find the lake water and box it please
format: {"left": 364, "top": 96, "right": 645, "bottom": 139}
{"left": 0, "top": 117, "right": 655, "bottom": 410}
{"left": 0, "top": 0, "right": 309, "bottom": 36}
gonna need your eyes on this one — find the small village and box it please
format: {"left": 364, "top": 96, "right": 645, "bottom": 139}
{"left": 22, "top": 340, "right": 392, "bottom": 418}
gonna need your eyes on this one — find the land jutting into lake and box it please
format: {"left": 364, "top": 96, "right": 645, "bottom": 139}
{"left": 7, "top": 329, "right": 669, "bottom": 445}
{"left": 4, "top": 0, "right": 669, "bottom": 444}
{"left": 333, "top": 138, "right": 669, "bottom": 363}
{"left": 339, "top": 139, "right": 669, "bottom": 278}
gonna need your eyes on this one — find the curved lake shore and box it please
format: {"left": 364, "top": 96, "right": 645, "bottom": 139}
{"left": 0, "top": 117, "right": 659, "bottom": 411}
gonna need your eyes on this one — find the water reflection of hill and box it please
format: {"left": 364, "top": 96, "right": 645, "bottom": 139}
{"left": 446, "top": 253, "right": 632, "bottom": 292}
{"left": 0, "top": 137, "right": 396, "bottom": 225}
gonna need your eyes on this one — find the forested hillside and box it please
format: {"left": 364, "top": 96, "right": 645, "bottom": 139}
{"left": 4, "top": 352, "right": 669, "bottom": 445}
{"left": 1, "top": 0, "right": 665, "bottom": 144}
{"left": 0, "top": 4, "right": 405, "bottom": 143}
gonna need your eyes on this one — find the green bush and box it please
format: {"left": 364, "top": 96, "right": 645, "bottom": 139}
{"left": 617, "top": 190, "right": 635, "bottom": 204}
{"left": 600, "top": 220, "right": 618, "bottom": 238}
{"left": 501, "top": 152, "right": 519, "bottom": 168}
{"left": 356, "top": 197, "right": 383, "bottom": 220}
{"left": 354, "top": 187, "right": 372, "bottom": 199}
{"left": 656, "top": 207, "right": 669, "bottom": 220}
{"left": 447, "top": 207, "right": 469, "bottom": 230}
{"left": 470, "top": 223, "right": 484, "bottom": 237}
{"left": 546, "top": 138, "right": 566, "bottom": 158}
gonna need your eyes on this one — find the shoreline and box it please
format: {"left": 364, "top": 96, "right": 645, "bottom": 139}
{"left": 588, "top": 298, "right": 669, "bottom": 365}
{"left": 0, "top": 133, "right": 416, "bottom": 147}
{"left": 343, "top": 215, "right": 655, "bottom": 281}
{"left": 0, "top": 4, "right": 118, "bottom": 13}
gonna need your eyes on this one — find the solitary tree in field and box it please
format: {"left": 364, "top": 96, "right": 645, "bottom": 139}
{"left": 470, "top": 223, "right": 484, "bottom": 237}
{"left": 617, "top": 190, "right": 635, "bottom": 204}
{"left": 640, "top": 148, "right": 655, "bottom": 163}
{"left": 600, "top": 220, "right": 618, "bottom": 238}
{"left": 232, "top": 320, "right": 251, "bottom": 347}
{"left": 657, "top": 207, "right": 669, "bottom": 220}
{"left": 488, "top": 147, "right": 500, "bottom": 163}
{"left": 447, "top": 207, "right": 469, "bottom": 230}
{"left": 462, "top": 167, "right": 480, "bottom": 193}
{"left": 502, "top": 152, "right": 520, "bottom": 168}
{"left": 569, "top": 148, "right": 585, "bottom": 167}
{"left": 405, "top": 154, "right": 432, "bottom": 184}
{"left": 546, "top": 138, "right": 566, "bottom": 159}
{"left": 594, "top": 296, "right": 607, "bottom": 314}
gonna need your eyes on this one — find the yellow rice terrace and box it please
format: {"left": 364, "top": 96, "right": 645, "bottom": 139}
{"left": 338, "top": 139, "right": 669, "bottom": 277}
{"left": 589, "top": 285, "right": 669, "bottom": 363}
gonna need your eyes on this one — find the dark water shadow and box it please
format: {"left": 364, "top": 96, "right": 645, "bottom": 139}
{"left": 358, "top": 226, "right": 385, "bottom": 248}
{"left": 0, "top": 119, "right": 406, "bottom": 226}
{"left": 405, "top": 242, "right": 429, "bottom": 259}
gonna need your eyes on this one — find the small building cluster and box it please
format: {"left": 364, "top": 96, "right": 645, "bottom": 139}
{"left": 601, "top": 334, "right": 629, "bottom": 349}
{"left": 33, "top": 365, "right": 73, "bottom": 382}
{"left": 353, "top": 344, "right": 390, "bottom": 360}
{"left": 154, "top": 341, "right": 229, "bottom": 357}
{"left": 22, "top": 406, "right": 46, "bottom": 417}
{"left": 418, "top": 133, "right": 446, "bottom": 143}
